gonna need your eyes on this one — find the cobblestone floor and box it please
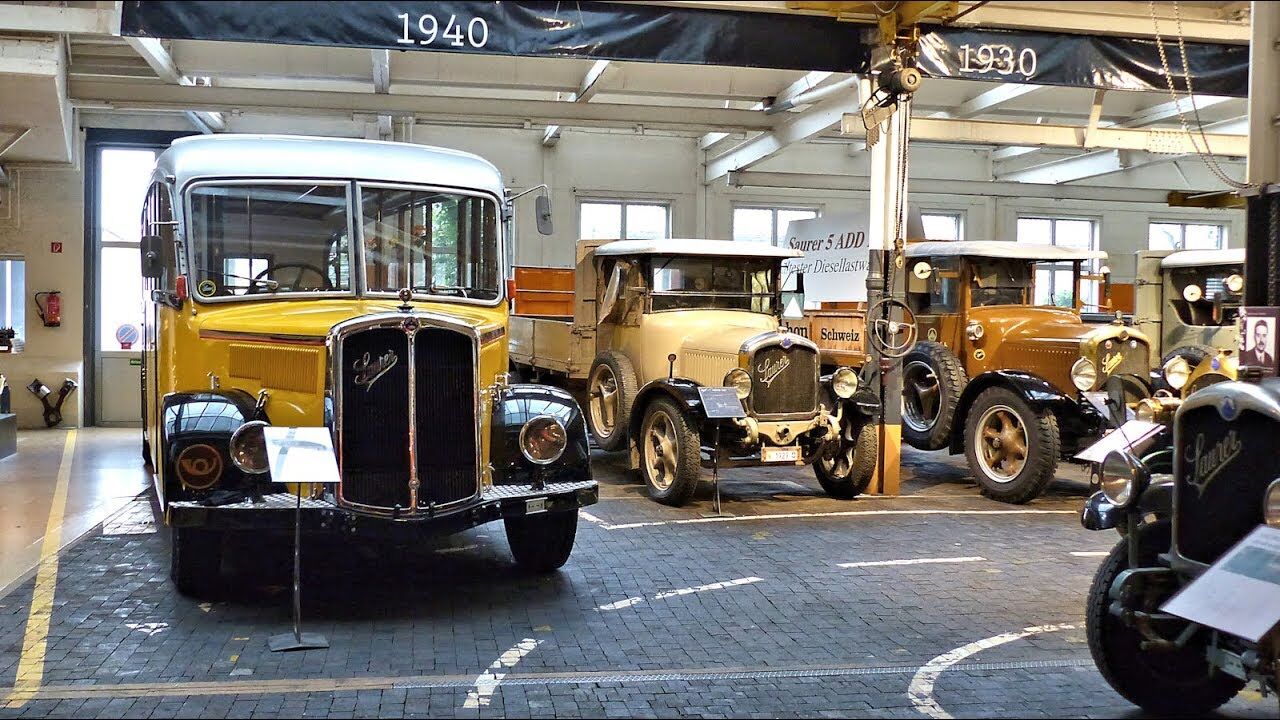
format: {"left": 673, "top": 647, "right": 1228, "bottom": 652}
{"left": 0, "top": 447, "right": 1274, "bottom": 718}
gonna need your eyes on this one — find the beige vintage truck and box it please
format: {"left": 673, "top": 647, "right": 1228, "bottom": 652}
{"left": 509, "top": 239, "right": 880, "bottom": 505}
{"left": 1133, "top": 247, "right": 1245, "bottom": 368}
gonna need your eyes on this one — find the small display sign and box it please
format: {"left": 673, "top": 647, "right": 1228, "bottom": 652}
{"left": 1240, "top": 307, "right": 1279, "bottom": 377}
{"left": 263, "top": 427, "right": 341, "bottom": 486}
{"left": 697, "top": 387, "right": 746, "bottom": 419}
{"left": 115, "top": 324, "right": 140, "bottom": 350}
{"left": 49, "top": 242, "right": 63, "bottom": 254}
{"left": 1163, "top": 525, "right": 1280, "bottom": 642}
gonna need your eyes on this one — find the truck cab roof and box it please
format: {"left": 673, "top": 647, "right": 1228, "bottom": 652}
{"left": 1160, "top": 248, "right": 1245, "bottom": 268}
{"left": 593, "top": 239, "right": 802, "bottom": 259}
{"left": 907, "top": 240, "right": 1107, "bottom": 262}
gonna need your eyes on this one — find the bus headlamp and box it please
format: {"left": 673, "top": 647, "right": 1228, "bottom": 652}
{"left": 1071, "top": 357, "right": 1097, "bottom": 392}
{"left": 520, "top": 415, "right": 567, "bottom": 465}
{"left": 1265, "top": 479, "right": 1280, "bottom": 528}
{"left": 724, "top": 368, "right": 752, "bottom": 400}
{"left": 230, "top": 420, "right": 271, "bottom": 475}
{"left": 832, "top": 367, "right": 859, "bottom": 399}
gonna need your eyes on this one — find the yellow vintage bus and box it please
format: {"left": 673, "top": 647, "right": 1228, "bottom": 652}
{"left": 139, "top": 135, "right": 596, "bottom": 596}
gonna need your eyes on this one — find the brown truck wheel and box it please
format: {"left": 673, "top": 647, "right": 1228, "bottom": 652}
{"left": 901, "top": 342, "right": 967, "bottom": 451}
{"left": 586, "top": 352, "right": 638, "bottom": 451}
{"left": 638, "top": 397, "right": 701, "bottom": 506}
{"left": 963, "top": 386, "right": 1060, "bottom": 504}
{"left": 814, "top": 417, "right": 877, "bottom": 499}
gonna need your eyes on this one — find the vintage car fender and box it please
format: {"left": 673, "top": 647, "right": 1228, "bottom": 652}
{"left": 626, "top": 377, "right": 707, "bottom": 440}
{"left": 1080, "top": 477, "right": 1174, "bottom": 531}
{"left": 159, "top": 389, "right": 266, "bottom": 506}
{"left": 490, "top": 383, "right": 592, "bottom": 486}
{"left": 948, "top": 371, "right": 1080, "bottom": 449}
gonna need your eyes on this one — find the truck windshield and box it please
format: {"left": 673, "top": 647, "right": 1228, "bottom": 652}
{"left": 649, "top": 257, "right": 777, "bottom": 313}
{"left": 360, "top": 185, "right": 500, "bottom": 301}
{"left": 189, "top": 183, "right": 352, "bottom": 298}
{"left": 969, "top": 258, "right": 1035, "bottom": 307}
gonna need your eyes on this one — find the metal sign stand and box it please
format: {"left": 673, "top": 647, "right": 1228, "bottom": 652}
{"left": 696, "top": 387, "right": 746, "bottom": 519}
{"left": 269, "top": 485, "right": 329, "bottom": 652}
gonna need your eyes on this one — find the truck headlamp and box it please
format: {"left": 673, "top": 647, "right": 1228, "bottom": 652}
{"left": 1265, "top": 479, "right": 1280, "bottom": 528}
{"left": 831, "top": 367, "right": 859, "bottom": 399}
{"left": 1101, "top": 450, "right": 1147, "bottom": 508}
{"left": 1071, "top": 357, "right": 1097, "bottom": 392}
{"left": 230, "top": 420, "right": 271, "bottom": 475}
{"left": 1226, "top": 274, "right": 1245, "bottom": 295}
{"left": 1182, "top": 284, "right": 1204, "bottom": 303}
{"left": 520, "top": 415, "right": 567, "bottom": 465}
{"left": 724, "top": 368, "right": 752, "bottom": 400}
{"left": 1163, "top": 356, "right": 1191, "bottom": 391}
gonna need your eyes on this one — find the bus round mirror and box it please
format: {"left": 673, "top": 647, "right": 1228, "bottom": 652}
{"left": 535, "top": 194, "right": 553, "bottom": 236}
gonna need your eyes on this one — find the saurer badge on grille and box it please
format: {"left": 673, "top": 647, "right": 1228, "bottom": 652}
{"left": 352, "top": 350, "right": 398, "bottom": 391}
{"left": 1184, "top": 429, "right": 1242, "bottom": 495}
{"left": 1101, "top": 351, "right": 1123, "bottom": 376}
{"left": 756, "top": 355, "right": 791, "bottom": 388}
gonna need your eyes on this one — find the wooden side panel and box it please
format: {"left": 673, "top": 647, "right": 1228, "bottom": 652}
{"left": 512, "top": 266, "right": 575, "bottom": 318}
{"left": 795, "top": 309, "right": 869, "bottom": 368}
{"left": 1109, "top": 282, "right": 1135, "bottom": 313}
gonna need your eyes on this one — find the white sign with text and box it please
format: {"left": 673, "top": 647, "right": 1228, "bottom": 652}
{"left": 780, "top": 212, "right": 873, "bottom": 303}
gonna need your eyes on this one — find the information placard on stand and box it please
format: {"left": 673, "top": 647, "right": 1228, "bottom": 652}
{"left": 696, "top": 388, "right": 746, "bottom": 519}
{"left": 1162, "top": 525, "right": 1280, "bottom": 642}
{"left": 263, "top": 427, "right": 340, "bottom": 652}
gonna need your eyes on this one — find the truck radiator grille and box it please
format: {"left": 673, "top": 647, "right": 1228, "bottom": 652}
{"left": 750, "top": 344, "right": 818, "bottom": 416}
{"left": 414, "top": 329, "right": 477, "bottom": 506}
{"left": 338, "top": 328, "right": 412, "bottom": 509}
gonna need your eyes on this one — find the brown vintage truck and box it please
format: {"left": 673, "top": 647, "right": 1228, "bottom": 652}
{"left": 793, "top": 240, "right": 1150, "bottom": 503}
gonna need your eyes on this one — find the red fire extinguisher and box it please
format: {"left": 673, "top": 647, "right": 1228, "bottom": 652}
{"left": 34, "top": 291, "right": 61, "bottom": 327}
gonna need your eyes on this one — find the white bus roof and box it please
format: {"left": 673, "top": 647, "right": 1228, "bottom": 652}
{"left": 1160, "top": 248, "right": 1245, "bottom": 268}
{"left": 907, "top": 240, "right": 1107, "bottom": 262}
{"left": 594, "top": 239, "right": 802, "bottom": 259}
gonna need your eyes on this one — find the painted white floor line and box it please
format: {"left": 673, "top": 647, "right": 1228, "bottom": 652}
{"left": 605, "top": 508, "right": 1075, "bottom": 531}
{"left": 838, "top": 556, "right": 986, "bottom": 569}
{"left": 907, "top": 623, "right": 1078, "bottom": 719}
{"left": 462, "top": 638, "right": 541, "bottom": 709}
{"left": 597, "top": 577, "right": 763, "bottom": 612}
{"left": 579, "top": 510, "right": 609, "bottom": 527}
{"left": 1070, "top": 551, "right": 1110, "bottom": 557}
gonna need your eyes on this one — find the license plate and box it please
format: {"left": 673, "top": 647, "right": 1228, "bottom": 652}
{"left": 525, "top": 498, "right": 547, "bottom": 514}
{"left": 762, "top": 446, "right": 800, "bottom": 463}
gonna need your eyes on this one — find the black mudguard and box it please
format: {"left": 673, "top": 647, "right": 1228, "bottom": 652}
{"left": 491, "top": 383, "right": 592, "bottom": 486}
{"left": 1080, "top": 478, "right": 1173, "bottom": 531}
{"left": 159, "top": 390, "right": 265, "bottom": 506}
{"left": 627, "top": 377, "right": 707, "bottom": 441}
{"left": 948, "top": 370, "right": 1097, "bottom": 454}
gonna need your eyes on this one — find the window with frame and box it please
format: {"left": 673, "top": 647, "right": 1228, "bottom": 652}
{"left": 1016, "top": 216, "right": 1100, "bottom": 308}
{"left": 1148, "top": 221, "right": 1226, "bottom": 251}
{"left": 579, "top": 200, "right": 671, "bottom": 240}
{"left": 732, "top": 205, "right": 819, "bottom": 244}
{"left": 0, "top": 256, "right": 24, "bottom": 352}
{"left": 921, "top": 211, "right": 963, "bottom": 241}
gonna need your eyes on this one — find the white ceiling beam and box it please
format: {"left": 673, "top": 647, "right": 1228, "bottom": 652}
{"left": 839, "top": 115, "right": 1248, "bottom": 156}
{"left": 932, "top": 83, "right": 1047, "bottom": 120}
{"left": 0, "top": 4, "right": 117, "bottom": 34}
{"left": 948, "top": 1, "right": 1248, "bottom": 43}
{"left": 372, "top": 50, "right": 390, "bottom": 94}
{"left": 124, "top": 37, "right": 226, "bottom": 134}
{"left": 706, "top": 88, "right": 860, "bottom": 183}
{"left": 70, "top": 80, "right": 777, "bottom": 133}
{"left": 543, "top": 60, "right": 615, "bottom": 146}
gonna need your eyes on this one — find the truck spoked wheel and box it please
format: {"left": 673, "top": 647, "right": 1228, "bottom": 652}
{"left": 964, "top": 387, "right": 1058, "bottom": 504}
{"left": 639, "top": 397, "right": 700, "bottom": 506}
{"left": 586, "top": 352, "right": 636, "bottom": 451}
{"left": 1086, "top": 521, "right": 1244, "bottom": 714}
{"left": 814, "top": 418, "right": 877, "bottom": 499}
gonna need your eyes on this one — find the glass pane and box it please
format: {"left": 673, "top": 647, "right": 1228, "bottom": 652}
{"left": 1017, "top": 218, "right": 1053, "bottom": 245}
{"left": 99, "top": 148, "right": 157, "bottom": 245}
{"left": 0, "top": 259, "right": 24, "bottom": 350}
{"left": 1183, "top": 224, "right": 1224, "bottom": 250}
{"left": 361, "top": 187, "right": 500, "bottom": 300}
{"left": 1054, "top": 219, "right": 1094, "bottom": 250}
{"left": 649, "top": 256, "right": 776, "bottom": 313}
{"left": 922, "top": 213, "right": 960, "bottom": 241}
{"left": 776, "top": 209, "right": 818, "bottom": 243}
{"left": 733, "top": 208, "right": 773, "bottom": 243}
{"left": 99, "top": 246, "right": 146, "bottom": 351}
{"left": 624, "top": 204, "right": 669, "bottom": 240}
{"left": 1033, "top": 267, "right": 1054, "bottom": 306}
{"left": 189, "top": 184, "right": 351, "bottom": 298}
{"left": 1051, "top": 268, "right": 1075, "bottom": 306}
{"left": 1148, "top": 223, "right": 1182, "bottom": 250}
{"left": 580, "top": 202, "right": 622, "bottom": 240}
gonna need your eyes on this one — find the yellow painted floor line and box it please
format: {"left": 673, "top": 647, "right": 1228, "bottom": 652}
{"left": 4, "top": 430, "right": 76, "bottom": 709}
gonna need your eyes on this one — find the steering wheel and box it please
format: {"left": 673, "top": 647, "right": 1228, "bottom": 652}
{"left": 248, "top": 263, "right": 333, "bottom": 294}
{"left": 867, "top": 298, "right": 918, "bottom": 359}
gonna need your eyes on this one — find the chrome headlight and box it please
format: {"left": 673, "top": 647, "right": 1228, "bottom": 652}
{"left": 1162, "top": 356, "right": 1191, "bottom": 391}
{"left": 1071, "top": 357, "right": 1097, "bottom": 392}
{"left": 1265, "top": 479, "right": 1280, "bottom": 528}
{"left": 1101, "top": 450, "right": 1146, "bottom": 507}
{"left": 230, "top": 420, "right": 271, "bottom": 474}
{"left": 966, "top": 321, "right": 984, "bottom": 341}
{"left": 1182, "top": 283, "right": 1203, "bottom": 302}
{"left": 723, "top": 368, "right": 752, "bottom": 400}
{"left": 1226, "top": 273, "right": 1245, "bottom": 295}
{"left": 520, "top": 415, "right": 567, "bottom": 465}
{"left": 832, "top": 366, "right": 859, "bottom": 399}
{"left": 1134, "top": 398, "right": 1158, "bottom": 423}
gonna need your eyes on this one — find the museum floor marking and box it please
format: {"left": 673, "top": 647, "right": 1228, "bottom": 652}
{"left": 603, "top": 508, "right": 1076, "bottom": 530}
{"left": 837, "top": 556, "right": 987, "bottom": 569}
{"left": 907, "top": 623, "right": 1079, "bottom": 720}
{"left": 596, "top": 576, "right": 764, "bottom": 611}
{"left": 3, "top": 430, "right": 76, "bottom": 709}
{"left": 462, "top": 638, "right": 541, "bottom": 709}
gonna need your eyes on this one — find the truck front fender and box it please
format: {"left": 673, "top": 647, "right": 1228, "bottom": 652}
{"left": 159, "top": 389, "right": 265, "bottom": 507}
{"left": 627, "top": 378, "right": 706, "bottom": 441}
{"left": 491, "top": 384, "right": 592, "bottom": 486}
{"left": 948, "top": 370, "right": 1087, "bottom": 453}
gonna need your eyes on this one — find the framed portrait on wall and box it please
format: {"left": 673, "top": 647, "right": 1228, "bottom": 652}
{"left": 1240, "top": 307, "right": 1280, "bottom": 377}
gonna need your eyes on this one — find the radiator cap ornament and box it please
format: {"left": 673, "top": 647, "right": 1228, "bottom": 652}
{"left": 397, "top": 287, "right": 413, "bottom": 312}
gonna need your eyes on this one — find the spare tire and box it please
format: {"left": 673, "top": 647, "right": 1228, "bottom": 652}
{"left": 585, "top": 351, "right": 638, "bottom": 451}
{"left": 1159, "top": 343, "right": 1216, "bottom": 370}
{"left": 901, "top": 341, "right": 967, "bottom": 451}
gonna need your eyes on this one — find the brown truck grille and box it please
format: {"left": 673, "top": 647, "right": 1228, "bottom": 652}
{"left": 749, "top": 343, "right": 818, "bottom": 416}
